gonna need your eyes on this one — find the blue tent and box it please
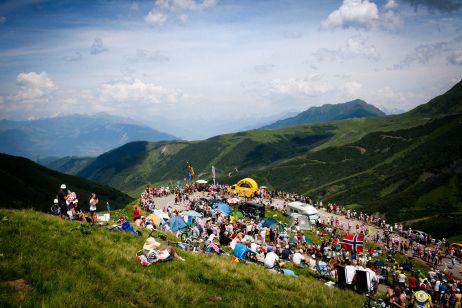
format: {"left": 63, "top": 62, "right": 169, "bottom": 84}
{"left": 261, "top": 218, "right": 278, "bottom": 227}
{"left": 261, "top": 218, "right": 284, "bottom": 231}
{"left": 215, "top": 202, "right": 231, "bottom": 216}
{"left": 169, "top": 215, "right": 187, "bottom": 232}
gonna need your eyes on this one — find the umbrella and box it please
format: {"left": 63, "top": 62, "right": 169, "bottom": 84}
{"left": 147, "top": 214, "right": 161, "bottom": 226}
{"left": 215, "top": 202, "right": 231, "bottom": 216}
{"left": 169, "top": 215, "right": 187, "bottom": 232}
{"left": 196, "top": 179, "right": 208, "bottom": 184}
{"left": 226, "top": 197, "right": 240, "bottom": 204}
{"left": 183, "top": 210, "right": 202, "bottom": 217}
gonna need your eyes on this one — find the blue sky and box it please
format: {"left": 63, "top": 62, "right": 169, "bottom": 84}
{"left": 0, "top": 0, "right": 461, "bottom": 139}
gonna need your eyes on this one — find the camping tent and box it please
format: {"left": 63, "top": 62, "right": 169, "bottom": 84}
{"left": 261, "top": 218, "right": 284, "bottom": 231}
{"left": 169, "top": 215, "right": 187, "bottom": 232}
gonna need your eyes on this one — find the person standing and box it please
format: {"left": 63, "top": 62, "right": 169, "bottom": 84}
{"left": 57, "top": 184, "right": 68, "bottom": 220}
{"left": 89, "top": 193, "right": 99, "bottom": 223}
{"left": 133, "top": 205, "right": 140, "bottom": 221}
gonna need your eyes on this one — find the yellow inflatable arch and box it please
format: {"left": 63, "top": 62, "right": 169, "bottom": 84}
{"left": 228, "top": 178, "right": 259, "bottom": 197}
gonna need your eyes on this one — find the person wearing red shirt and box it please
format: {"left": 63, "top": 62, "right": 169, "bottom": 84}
{"left": 133, "top": 205, "right": 140, "bottom": 221}
{"left": 408, "top": 275, "right": 417, "bottom": 291}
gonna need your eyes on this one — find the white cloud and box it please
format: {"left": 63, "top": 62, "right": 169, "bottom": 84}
{"left": 98, "top": 79, "right": 184, "bottom": 105}
{"left": 13, "top": 72, "right": 56, "bottom": 101}
{"left": 145, "top": 10, "right": 168, "bottom": 26}
{"left": 448, "top": 50, "right": 462, "bottom": 65}
{"left": 384, "top": 0, "right": 399, "bottom": 10}
{"left": 313, "top": 35, "right": 379, "bottom": 62}
{"left": 145, "top": 0, "right": 217, "bottom": 26}
{"left": 343, "top": 81, "right": 363, "bottom": 96}
{"left": 321, "top": 0, "right": 379, "bottom": 30}
{"left": 156, "top": 0, "right": 217, "bottom": 11}
{"left": 90, "top": 38, "right": 108, "bottom": 55}
{"left": 380, "top": 9, "right": 404, "bottom": 31}
{"left": 270, "top": 76, "right": 334, "bottom": 96}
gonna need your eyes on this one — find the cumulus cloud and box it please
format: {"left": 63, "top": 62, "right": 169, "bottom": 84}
{"left": 313, "top": 35, "right": 380, "bottom": 62}
{"left": 134, "top": 49, "right": 170, "bottom": 62}
{"left": 98, "top": 79, "right": 184, "bottom": 105}
{"left": 145, "top": 0, "right": 217, "bottom": 26}
{"left": 448, "top": 50, "right": 462, "bottom": 65}
{"left": 90, "top": 38, "right": 108, "bottom": 55}
{"left": 384, "top": 0, "right": 399, "bottom": 10}
{"left": 13, "top": 72, "right": 56, "bottom": 101}
{"left": 321, "top": 0, "right": 379, "bottom": 30}
{"left": 145, "top": 10, "right": 168, "bottom": 26}
{"left": 254, "top": 64, "right": 275, "bottom": 74}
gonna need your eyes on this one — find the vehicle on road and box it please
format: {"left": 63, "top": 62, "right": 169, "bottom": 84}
{"left": 286, "top": 201, "right": 320, "bottom": 224}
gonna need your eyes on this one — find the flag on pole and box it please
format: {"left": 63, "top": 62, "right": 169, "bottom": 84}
{"left": 212, "top": 165, "right": 216, "bottom": 185}
{"left": 341, "top": 234, "right": 364, "bottom": 252}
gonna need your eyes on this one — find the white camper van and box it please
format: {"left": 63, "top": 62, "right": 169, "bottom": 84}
{"left": 286, "top": 201, "right": 320, "bottom": 224}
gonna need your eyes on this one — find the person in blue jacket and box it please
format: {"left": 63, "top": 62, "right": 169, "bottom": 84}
{"left": 233, "top": 242, "right": 257, "bottom": 261}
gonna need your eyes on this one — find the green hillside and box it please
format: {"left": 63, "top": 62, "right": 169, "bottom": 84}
{"left": 0, "top": 153, "right": 133, "bottom": 212}
{"left": 255, "top": 114, "right": 462, "bottom": 238}
{"left": 262, "top": 99, "right": 385, "bottom": 129}
{"left": 0, "top": 209, "right": 364, "bottom": 307}
{"left": 50, "top": 115, "right": 425, "bottom": 195}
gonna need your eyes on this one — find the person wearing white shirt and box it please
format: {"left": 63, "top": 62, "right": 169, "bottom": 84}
{"left": 264, "top": 247, "right": 280, "bottom": 268}
{"left": 345, "top": 262, "right": 357, "bottom": 285}
{"left": 292, "top": 249, "right": 305, "bottom": 265}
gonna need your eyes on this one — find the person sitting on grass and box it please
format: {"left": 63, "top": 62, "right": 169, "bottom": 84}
{"left": 264, "top": 246, "right": 285, "bottom": 269}
{"left": 233, "top": 242, "right": 256, "bottom": 262}
{"left": 292, "top": 249, "right": 306, "bottom": 266}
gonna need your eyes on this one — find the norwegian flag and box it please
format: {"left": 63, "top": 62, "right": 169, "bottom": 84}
{"left": 341, "top": 234, "right": 364, "bottom": 252}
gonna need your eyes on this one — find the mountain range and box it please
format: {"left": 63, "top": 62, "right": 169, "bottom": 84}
{"left": 0, "top": 113, "right": 176, "bottom": 160}
{"left": 47, "top": 80, "right": 462, "bottom": 239}
{"left": 262, "top": 99, "right": 385, "bottom": 129}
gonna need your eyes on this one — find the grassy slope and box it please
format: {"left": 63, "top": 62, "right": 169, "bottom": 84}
{"left": 0, "top": 153, "right": 133, "bottom": 212}
{"left": 0, "top": 209, "right": 364, "bottom": 307}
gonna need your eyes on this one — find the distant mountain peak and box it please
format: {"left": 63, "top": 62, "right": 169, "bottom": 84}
{"left": 261, "top": 99, "right": 385, "bottom": 129}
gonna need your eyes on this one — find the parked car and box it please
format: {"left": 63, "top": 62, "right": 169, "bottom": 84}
{"left": 239, "top": 202, "right": 265, "bottom": 218}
